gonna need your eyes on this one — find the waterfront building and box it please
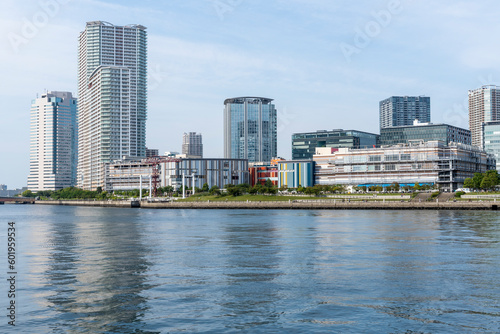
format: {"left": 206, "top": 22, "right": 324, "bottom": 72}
{"left": 27, "top": 91, "right": 77, "bottom": 191}
{"left": 380, "top": 96, "right": 430, "bottom": 130}
{"left": 77, "top": 21, "right": 147, "bottom": 190}
{"left": 248, "top": 159, "right": 284, "bottom": 186}
{"left": 182, "top": 132, "right": 203, "bottom": 158}
{"left": 292, "top": 129, "right": 379, "bottom": 160}
{"left": 106, "top": 157, "right": 248, "bottom": 192}
{"left": 380, "top": 121, "right": 471, "bottom": 146}
{"left": 314, "top": 141, "right": 495, "bottom": 192}
{"left": 277, "top": 160, "right": 315, "bottom": 188}
{"left": 105, "top": 157, "right": 152, "bottom": 192}
{"left": 146, "top": 148, "right": 159, "bottom": 157}
{"left": 224, "top": 97, "right": 277, "bottom": 163}
{"left": 483, "top": 121, "right": 500, "bottom": 170}
{"left": 0, "top": 184, "right": 6, "bottom": 191}
{"left": 160, "top": 158, "right": 249, "bottom": 190}
{"left": 469, "top": 85, "right": 500, "bottom": 148}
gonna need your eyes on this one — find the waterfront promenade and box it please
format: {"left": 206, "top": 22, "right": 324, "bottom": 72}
{"left": 34, "top": 199, "right": 500, "bottom": 210}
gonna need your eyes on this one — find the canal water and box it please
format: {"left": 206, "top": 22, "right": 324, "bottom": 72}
{"left": 1, "top": 205, "right": 499, "bottom": 333}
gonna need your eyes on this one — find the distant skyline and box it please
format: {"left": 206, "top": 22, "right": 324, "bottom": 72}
{"left": 2, "top": 0, "right": 500, "bottom": 188}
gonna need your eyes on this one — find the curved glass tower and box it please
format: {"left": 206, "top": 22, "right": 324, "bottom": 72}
{"left": 224, "top": 97, "right": 277, "bottom": 163}
{"left": 77, "top": 21, "right": 147, "bottom": 190}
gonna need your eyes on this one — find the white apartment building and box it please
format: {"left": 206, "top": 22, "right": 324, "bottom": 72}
{"left": 77, "top": 21, "right": 147, "bottom": 190}
{"left": 28, "top": 91, "right": 77, "bottom": 191}
{"left": 469, "top": 85, "right": 500, "bottom": 148}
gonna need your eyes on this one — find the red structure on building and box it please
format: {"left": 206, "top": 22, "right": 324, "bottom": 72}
{"left": 248, "top": 159, "right": 284, "bottom": 186}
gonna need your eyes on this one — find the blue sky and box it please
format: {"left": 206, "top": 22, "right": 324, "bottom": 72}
{"left": 1, "top": 0, "right": 500, "bottom": 188}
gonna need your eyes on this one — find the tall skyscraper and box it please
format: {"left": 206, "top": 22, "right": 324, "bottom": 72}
{"left": 224, "top": 97, "right": 277, "bottom": 163}
{"left": 468, "top": 85, "right": 500, "bottom": 148}
{"left": 379, "top": 96, "right": 430, "bottom": 130}
{"left": 77, "top": 21, "right": 147, "bottom": 190}
{"left": 28, "top": 91, "right": 77, "bottom": 191}
{"left": 182, "top": 132, "right": 203, "bottom": 158}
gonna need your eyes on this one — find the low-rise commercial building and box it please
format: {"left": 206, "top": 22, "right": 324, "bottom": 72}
{"left": 314, "top": 141, "right": 495, "bottom": 192}
{"left": 105, "top": 158, "right": 152, "bottom": 192}
{"left": 249, "top": 163, "right": 278, "bottom": 186}
{"left": 277, "top": 160, "right": 315, "bottom": 188}
{"left": 106, "top": 157, "right": 249, "bottom": 192}
{"left": 160, "top": 158, "right": 248, "bottom": 190}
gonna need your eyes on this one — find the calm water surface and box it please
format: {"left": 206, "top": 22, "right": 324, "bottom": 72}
{"left": 1, "top": 205, "right": 500, "bottom": 333}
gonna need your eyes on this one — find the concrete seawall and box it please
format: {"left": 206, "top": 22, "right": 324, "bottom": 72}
{"left": 36, "top": 200, "right": 140, "bottom": 208}
{"left": 35, "top": 200, "right": 499, "bottom": 210}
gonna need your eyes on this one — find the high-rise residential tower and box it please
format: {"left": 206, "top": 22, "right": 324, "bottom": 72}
{"left": 379, "top": 96, "right": 430, "bottom": 130}
{"left": 224, "top": 97, "right": 277, "bottom": 163}
{"left": 28, "top": 91, "right": 77, "bottom": 191}
{"left": 182, "top": 132, "right": 203, "bottom": 158}
{"left": 468, "top": 85, "right": 500, "bottom": 148}
{"left": 77, "top": 21, "right": 147, "bottom": 190}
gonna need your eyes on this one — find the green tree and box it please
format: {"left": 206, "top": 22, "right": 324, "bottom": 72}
{"left": 297, "top": 186, "right": 305, "bottom": 193}
{"left": 463, "top": 178, "right": 473, "bottom": 189}
{"left": 22, "top": 189, "right": 34, "bottom": 198}
{"left": 264, "top": 179, "right": 274, "bottom": 188}
{"left": 472, "top": 173, "right": 484, "bottom": 190}
{"left": 209, "top": 185, "right": 221, "bottom": 196}
{"left": 202, "top": 183, "right": 210, "bottom": 192}
{"left": 304, "top": 187, "right": 320, "bottom": 196}
{"left": 480, "top": 170, "right": 499, "bottom": 190}
{"left": 236, "top": 183, "right": 250, "bottom": 193}
{"left": 413, "top": 183, "right": 421, "bottom": 191}
{"left": 96, "top": 186, "right": 102, "bottom": 194}
{"left": 226, "top": 184, "right": 242, "bottom": 196}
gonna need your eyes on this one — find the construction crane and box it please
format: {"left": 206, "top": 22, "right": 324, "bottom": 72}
{"left": 143, "top": 156, "right": 181, "bottom": 197}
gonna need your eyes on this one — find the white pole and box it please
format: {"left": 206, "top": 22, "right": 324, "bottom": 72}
{"left": 192, "top": 173, "right": 195, "bottom": 195}
{"left": 182, "top": 174, "right": 185, "bottom": 199}
{"left": 139, "top": 175, "right": 142, "bottom": 201}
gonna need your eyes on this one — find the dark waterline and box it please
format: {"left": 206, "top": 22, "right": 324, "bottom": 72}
{"left": 1, "top": 205, "right": 500, "bottom": 333}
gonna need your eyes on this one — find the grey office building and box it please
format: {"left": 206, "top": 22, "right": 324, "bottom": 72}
{"left": 182, "top": 132, "right": 203, "bottom": 158}
{"left": 380, "top": 122, "right": 471, "bottom": 147}
{"left": 380, "top": 96, "right": 430, "bottom": 130}
{"left": 224, "top": 97, "right": 277, "bottom": 163}
{"left": 292, "top": 129, "right": 379, "bottom": 160}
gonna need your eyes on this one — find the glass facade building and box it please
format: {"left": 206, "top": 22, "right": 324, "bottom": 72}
{"left": 292, "top": 130, "right": 379, "bottom": 160}
{"left": 28, "top": 91, "right": 77, "bottom": 191}
{"left": 380, "top": 123, "right": 471, "bottom": 146}
{"left": 483, "top": 121, "right": 500, "bottom": 170}
{"left": 77, "top": 21, "right": 147, "bottom": 190}
{"left": 380, "top": 96, "right": 430, "bottom": 130}
{"left": 224, "top": 97, "right": 277, "bottom": 163}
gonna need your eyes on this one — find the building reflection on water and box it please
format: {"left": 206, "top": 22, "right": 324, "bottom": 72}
{"left": 30, "top": 206, "right": 157, "bottom": 333}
